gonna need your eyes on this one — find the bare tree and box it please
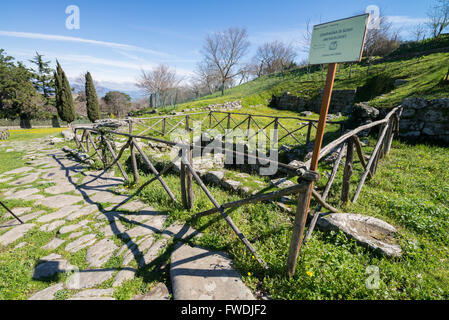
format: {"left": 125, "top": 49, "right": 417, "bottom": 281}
{"left": 201, "top": 27, "right": 250, "bottom": 95}
{"left": 427, "top": 0, "right": 449, "bottom": 38}
{"left": 298, "top": 19, "right": 314, "bottom": 80}
{"left": 412, "top": 24, "right": 428, "bottom": 41}
{"left": 194, "top": 61, "right": 222, "bottom": 95}
{"left": 136, "top": 64, "right": 181, "bottom": 107}
{"left": 252, "top": 40, "right": 297, "bottom": 76}
{"left": 364, "top": 13, "right": 400, "bottom": 57}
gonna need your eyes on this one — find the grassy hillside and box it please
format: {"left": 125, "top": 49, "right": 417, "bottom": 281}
{"left": 170, "top": 40, "right": 448, "bottom": 113}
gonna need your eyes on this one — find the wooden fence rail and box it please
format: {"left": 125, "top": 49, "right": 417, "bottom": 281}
{"left": 131, "top": 111, "right": 345, "bottom": 147}
{"left": 71, "top": 105, "right": 402, "bottom": 276}
{"left": 72, "top": 124, "right": 321, "bottom": 270}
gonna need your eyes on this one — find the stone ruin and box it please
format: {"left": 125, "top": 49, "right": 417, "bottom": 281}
{"left": 269, "top": 90, "right": 356, "bottom": 115}
{"left": 399, "top": 97, "right": 449, "bottom": 144}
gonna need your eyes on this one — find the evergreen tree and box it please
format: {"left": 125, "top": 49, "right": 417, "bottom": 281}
{"left": 54, "top": 62, "right": 64, "bottom": 120}
{"left": 0, "top": 49, "right": 42, "bottom": 120}
{"left": 29, "top": 52, "right": 55, "bottom": 102}
{"left": 85, "top": 72, "right": 101, "bottom": 122}
{"left": 54, "top": 60, "right": 76, "bottom": 124}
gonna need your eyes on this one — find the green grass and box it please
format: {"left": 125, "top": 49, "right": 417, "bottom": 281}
{"left": 100, "top": 135, "right": 449, "bottom": 300}
{"left": 1, "top": 47, "right": 449, "bottom": 299}
{"left": 153, "top": 51, "right": 449, "bottom": 114}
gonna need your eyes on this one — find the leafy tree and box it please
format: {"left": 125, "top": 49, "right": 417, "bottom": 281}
{"left": 85, "top": 72, "right": 101, "bottom": 122}
{"left": 0, "top": 49, "right": 42, "bottom": 120}
{"left": 102, "top": 91, "right": 131, "bottom": 118}
{"left": 54, "top": 60, "right": 76, "bottom": 124}
{"left": 28, "top": 52, "right": 55, "bottom": 102}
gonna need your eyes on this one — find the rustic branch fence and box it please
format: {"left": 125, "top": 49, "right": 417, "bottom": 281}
{"left": 71, "top": 105, "right": 402, "bottom": 276}
{"left": 131, "top": 110, "right": 345, "bottom": 147}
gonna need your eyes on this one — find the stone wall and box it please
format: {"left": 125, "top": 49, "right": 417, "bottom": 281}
{"left": 311, "top": 89, "right": 356, "bottom": 113}
{"left": 399, "top": 98, "right": 449, "bottom": 143}
{"left": 269, "top": 90, "right": 356, "bottom": 114}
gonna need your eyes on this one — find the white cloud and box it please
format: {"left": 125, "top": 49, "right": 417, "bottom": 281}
{"left": 0, "top": 30, "right": 174, "bottom": 57}
{"left": 386, "top": 16, "right": 428, "bottom": 26}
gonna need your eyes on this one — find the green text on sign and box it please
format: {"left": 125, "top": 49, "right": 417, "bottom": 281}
{"left": 308, "top": 14, "right": 369, "bottom": 65}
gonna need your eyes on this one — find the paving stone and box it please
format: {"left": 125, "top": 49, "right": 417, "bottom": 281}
{"left": 10, "top": 207, "right": 32, "bottom": 216}
{"left": 40, "top": 220, "right": 65, "bottom": 232}
{"left": 115, "top": 200, "right": 147, "bottom": 212}
{"left": 10, "top": 172, "right": 41, "bottom": 186}
{"left": 2, "top": 167, "right": 33, "bottom": 175}
{"left": 28, "top": 194, "right": 46, "bottom": 201}
{"left": 68, "top": 231, "right": 85, "bottom": 239}
{"left": 4, "top": 188, "right": 40, "bottom": 200}
{"left": 66, "top": 205, "right": 98, "bottom": 221}
{"left": 65, "top": 234, "right": 97, "bottom": 253}
{"left": 170, "top": 244, "right": 255, "bottom": 300}
{"left": 88, "top": 192, "right": 130, "bottom": 204}
{"left": 44, "top": 184, "right": 76, "bottom": 195}
{"left": 1, "top": 211, "right": 45, "bottom": 228}
{"left": 113, "top": 269, "right": 136, "bottom": 287}
{"left": 66, "top": 269, "right": 115, "bottom": 290}
{"left": 14, "top": 242, "right": 27, "bottom": 249}
{"left": 0, "top": 223, "right": 35, "bottom": 246}
{"left": 101, "top": 218, "right": 127, "bottom": 237}
{"left": 86, "top": 239, "right": 118, "bottom": 267}
{"left": 122, "top": 236, "right": 154, "bottom": 266}
{"left": 68, "top": 288, "right": 115, "bottom": 300}
{"left": 33, "top": 255, "right": 75, "bottom": 280}
{"left": 28, "top": 283, "right": 64, "bottom": 300}
{"left": 270, "top": 178, "right": 296, "bottom": 189}
{"left": 37, "top": 205, "right": 82, "bottom": 223}
{"left": 36, "top": 195, "right": 83, "bottom": 209}
{"left": 0, "top": 176, "right": 13, "bottom": 183}
{"left": 139, "top": 238, "right": 169, "bottom": 267}
{"left": 41, "top": 238, "right": 66, "bottom": 250}
{"left": 124, "top": 225, "right": 155, "bottom": 240}
{"left": 162, "top": 223, "right": 200, "bottom": 240}
{"left": 132, "top": 283, "right": 170, "bottom": 300}
{"left": 58, "top": 220, "right": 89, "bottom": 234}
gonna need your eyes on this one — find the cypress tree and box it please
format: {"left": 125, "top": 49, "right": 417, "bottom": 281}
{"left": 54, "top": 60, "right": 76, "bottom": 124}
{"left": 85, "top": 72, "right": 101, "bottom": 122}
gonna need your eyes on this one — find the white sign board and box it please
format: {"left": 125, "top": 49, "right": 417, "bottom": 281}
{"left": 308, "top": 14, "right": 369, "bottom": 65}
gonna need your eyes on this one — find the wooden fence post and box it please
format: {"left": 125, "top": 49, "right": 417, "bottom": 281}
{"left": 180, "top": 148, "right": 188, "bottom": 210}
{"left": 306, "top": 122, "right": 312, "bottom": 145}
{"left": 273, "top": 117, "right": 279, "bottom": 149}
{"left": 341, "top": 136, "right": 354, "bottom": 203}
{"left": 129, "top": 120, "right": 139, "bottom": 185}
{"left": 186, "top": 115, "right": 194, "bottom": 209}
{"left": 162, "top": 118, "right": 166, "bottom": 136}
{"left": 287, "top": 181, "right": 314, "bottom": 277}
{"left": 287, "top": 62, "right": 338, "bottom": 278}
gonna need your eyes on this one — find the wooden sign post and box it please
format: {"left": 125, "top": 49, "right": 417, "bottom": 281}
{"left": 287, "top": 14, "right": 369, "bottom": 277}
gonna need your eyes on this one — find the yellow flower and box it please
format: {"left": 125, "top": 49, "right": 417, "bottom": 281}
{"left": 306, "top": 271, "right": 314, "bottom": 277}
{"left": 248, "top": 272, "right": 252, "bottom": 276}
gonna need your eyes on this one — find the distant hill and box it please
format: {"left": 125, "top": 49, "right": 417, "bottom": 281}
{"left": 71, "top": 83, "right": 145, "bottom": 101}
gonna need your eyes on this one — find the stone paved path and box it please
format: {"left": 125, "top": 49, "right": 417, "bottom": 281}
{"left": 0, "top": 135, "right": 255, "bottom": 300}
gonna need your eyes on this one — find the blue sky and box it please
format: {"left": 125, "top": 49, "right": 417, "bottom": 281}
{"left": 0, "top": 0, "right": 431, "bottom": 96}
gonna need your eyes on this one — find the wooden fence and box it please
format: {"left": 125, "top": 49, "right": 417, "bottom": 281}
{"left": 131, "top": 111, "right": 345, "bottom": 147}
{"left": 71, "top": 106, "right": 402, "bottom": 276}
